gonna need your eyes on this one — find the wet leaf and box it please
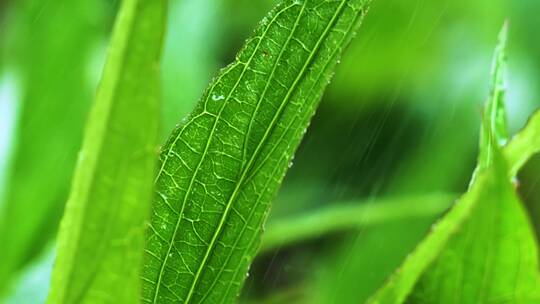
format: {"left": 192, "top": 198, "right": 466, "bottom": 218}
{"left": 142, "top": 0, "right": 370, "bottom": 302}
{"left": 47, "top": 0, "right": 165, "bottom": 303}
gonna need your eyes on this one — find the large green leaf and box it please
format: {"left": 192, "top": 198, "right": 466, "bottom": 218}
{"left": 368, "top": 24, "right": 540, "bottom": 303}
{"left": 0, "top": 1, "right": 103, "bottom": 293}
{"left": 142, "top": 0, "right": 370, "bottom": 302}
{"left": 47, "top": 0, "right": 165, "bottom": 303}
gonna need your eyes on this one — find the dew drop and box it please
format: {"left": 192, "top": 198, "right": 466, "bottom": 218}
{"left": 212, "top": 94, "right": 225, "bottom": 101}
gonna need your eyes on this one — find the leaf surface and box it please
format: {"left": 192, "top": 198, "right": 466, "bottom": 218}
{"left": 47, "top": 0, "right": 165, "bottom": 303}
{"left": 142, "top": 0, "right": 370, "bottom": 302}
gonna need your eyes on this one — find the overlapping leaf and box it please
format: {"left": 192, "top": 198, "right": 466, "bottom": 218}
{"left": 142, "top": 0, "right": 371, "bottom": 302}
{"left": 47, "top": 0, "right": 165, "bottom": 303}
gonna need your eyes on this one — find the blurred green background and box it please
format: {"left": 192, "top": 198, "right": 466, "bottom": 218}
{"left": 0, "top": 0, "right": 539, "bottom": 303}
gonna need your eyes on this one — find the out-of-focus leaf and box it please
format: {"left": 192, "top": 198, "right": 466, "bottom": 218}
{"left": 47, "top": 0, "right": 165, "bottom": 303}
{"left": 504, "top": 109, "right": 540, "bottom": 177}
{"left": 0, "top": 1, "right": 104, "bottom": 293}
{"left": 142, "top": 0, "right": 371, "bottom": 302}
{"left": 260, "top": 193, "right": 454, "bottom": 253}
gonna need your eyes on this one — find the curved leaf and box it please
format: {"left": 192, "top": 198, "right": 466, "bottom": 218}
{"left": 142, "top": 0, "right": 371, "bottom": 302}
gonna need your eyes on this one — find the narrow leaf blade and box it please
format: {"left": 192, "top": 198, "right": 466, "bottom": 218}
{"left": 47, "top": 0, "right": 165, "bottom": 303}
{"left": 142, "top": 0, "right": 371, "bottom": 302}
{"left": 260, "top": 193, "right": 455, "bottom": 254}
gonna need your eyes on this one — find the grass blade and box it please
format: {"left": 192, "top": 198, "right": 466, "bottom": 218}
{"left": 142, "top": 0, "right": 371, "bottom": 302}
{"left": 47, "top": 0, "right": 165, "bottom": 303}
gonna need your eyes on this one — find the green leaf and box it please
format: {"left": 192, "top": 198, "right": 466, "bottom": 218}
{"left": 47, "top": 0, "right": 165, "bottom": 303}
{"left": 142, "top": 0, "right": 370, "bottom": 302}
{"left": 0, "top": 1, "right": 104, "bottom": 292}
{"left": 368, "top": 24, "right": 540, "bottom": 303}
{"left": 504, "top": 109, "right": 540, "bottom": 177}
{"left": 260, "top": 193, "right": 455, "bottom": 254}
{"left": 369, "top": 150, "right": 540, "bottom": 303}
{"left": 478, "top": 22, "right": 509, "bottom": 169}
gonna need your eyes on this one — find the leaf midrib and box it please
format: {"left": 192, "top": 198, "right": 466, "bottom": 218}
{"left": 210, "top": 6, "right": 367, "bottom": 302}
{"left": 197, "top": 0, "right": 312, "bottom": 299}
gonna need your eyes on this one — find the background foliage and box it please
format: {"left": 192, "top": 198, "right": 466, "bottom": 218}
{"left": 0, "top": 0, "right": 539, "bottom": 302}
